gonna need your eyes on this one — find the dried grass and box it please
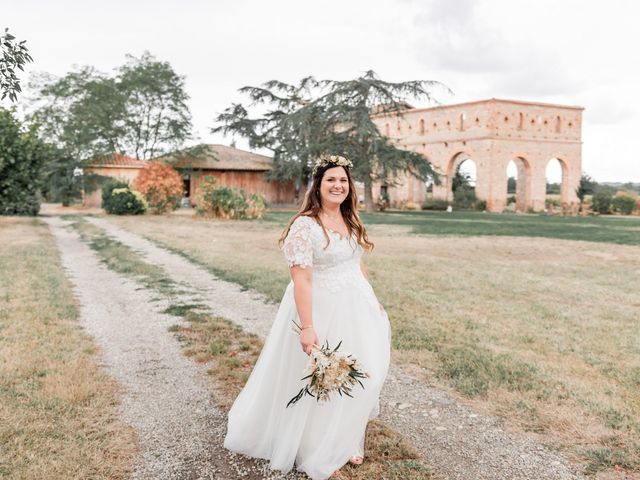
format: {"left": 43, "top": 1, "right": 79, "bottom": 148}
{"left": 0, "top": 217, "right": 137, "bottom": 480}
{"left": 108, "top": 213, "right": 640, "bottom": 476}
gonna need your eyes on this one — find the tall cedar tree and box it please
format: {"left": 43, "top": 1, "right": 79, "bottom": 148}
{"left": 214, "top": 71, "right": 448, "bottom": 211}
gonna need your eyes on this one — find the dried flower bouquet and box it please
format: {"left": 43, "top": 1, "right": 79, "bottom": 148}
{"left": 287, "top": 321, "right": 369, "bottom": 408}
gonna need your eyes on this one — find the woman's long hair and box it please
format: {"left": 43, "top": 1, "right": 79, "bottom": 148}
{"left": 279, "top": 163, "right": 374, "bottom": 251}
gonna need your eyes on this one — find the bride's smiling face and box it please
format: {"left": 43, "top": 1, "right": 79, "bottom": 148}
{"left": 319, "top": 166, "right": 349, "bottom": 207}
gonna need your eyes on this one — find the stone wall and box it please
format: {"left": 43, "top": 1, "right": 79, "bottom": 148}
{"left": 372, "top": 99, "right": 583, "bottom": 212}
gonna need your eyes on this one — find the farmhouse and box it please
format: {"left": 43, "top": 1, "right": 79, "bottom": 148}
{"left": 84, "top": 154, "right": 149, "bottom": 207}
{"left": 162, "top": 144, "right": 296, "bottom": 206}
{"left": 84, "top": 145, "right": 296, "bottom": 208}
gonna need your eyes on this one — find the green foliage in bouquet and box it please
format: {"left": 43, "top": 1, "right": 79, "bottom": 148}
{"left": 287, "top": 321, "right": 369, "bottom": 408}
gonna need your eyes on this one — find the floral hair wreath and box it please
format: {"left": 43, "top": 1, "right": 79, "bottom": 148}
{"left": 312, "top": 154, "right": 353, "bottom": 175}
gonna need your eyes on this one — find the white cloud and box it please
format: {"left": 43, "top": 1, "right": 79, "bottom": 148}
{"left": 2, "top": 0, "right": 639, "bottom": 182}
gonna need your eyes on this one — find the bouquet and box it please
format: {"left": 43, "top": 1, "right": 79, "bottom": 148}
{"left": 287, "top": 321, "right": 369, "bottom": 408}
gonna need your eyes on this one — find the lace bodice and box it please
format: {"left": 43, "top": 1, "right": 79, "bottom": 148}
{"left": 283, "top": 215, "right": 370, "bottom": 293}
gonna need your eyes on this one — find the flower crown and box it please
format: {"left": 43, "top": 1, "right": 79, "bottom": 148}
{"left": 312, "top": 154, "right": 353, "bottom": 175}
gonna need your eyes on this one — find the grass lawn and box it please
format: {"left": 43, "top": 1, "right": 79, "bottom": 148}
{"left": 266, "top": 210, "right": 640, "bottom": 246}
{"left": 108, "top": 210, "right": 640, "bottom": 477}
{"left": 0, "top": 217, "right": 136, "bottom": 480}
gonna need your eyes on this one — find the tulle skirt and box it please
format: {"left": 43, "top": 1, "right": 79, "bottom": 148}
{"left": 224, "top": 278, "right": 391, "bottom": 480}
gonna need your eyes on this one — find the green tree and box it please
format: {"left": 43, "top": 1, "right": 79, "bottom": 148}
{"left": 612, "top": 194, "right": 636, "bottom": 215}
{"left": 576, "top": 173, "right": 597, "bottom": 203}
{"left": 591, "top": 191, "right": 613, "bottom": 214}
{"left": 1, "top": 28, "right": 33, "bottom": 102}
{"left": 546, "top": 182, "right": 561, "bottom": 194}
{"left": 214, "top": 71, "right": 448, "bottom": 211}
{"left": 0, "top": 108, "right": 47, "bottom": 215}
{"left": 117, "top": 52, "right": 192, "bottom": 160}
{"left": 27, "top": 52, "right": 192, "bottom": 205}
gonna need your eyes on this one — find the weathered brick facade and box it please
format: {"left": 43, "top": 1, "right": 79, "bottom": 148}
{"left": 372, "top": 99, "right": 583, "bottom": 212}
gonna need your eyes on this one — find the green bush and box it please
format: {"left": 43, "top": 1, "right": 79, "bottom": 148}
{"left": 101, "top": 179, "right": 129, "bottom": 205}
{"left": 195, "top": 176, "right": 266, "bottom": 219}
{"left": 453, "top": 185, "right": 477, "bottom": 210}
{"left": 592, "top": 191, "right": 613, "bottom": 214}
{"left": 612, "top": 194, "right": 636, "bottom": 215}
{"left": 475, "top": 200, "right": 487, "bottom": 211}
{"left": 422, "top": 199, "right": 449, "bottom": 211}
{"left": 101, "top": 179, "right": 147, "bottom": 215}
{"left": 246, "top": 193, "right": 267, "bottom": 219}
{"left": 0, "top": 108, "right": 47, "bottom": 216}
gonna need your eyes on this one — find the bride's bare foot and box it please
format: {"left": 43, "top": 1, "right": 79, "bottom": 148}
{"left": 348, "top": 455, "right": 363, "bottom": 465}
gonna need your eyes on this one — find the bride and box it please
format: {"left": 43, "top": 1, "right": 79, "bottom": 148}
{"left": 224, "top": 154, "right": 391, "bottom": 480}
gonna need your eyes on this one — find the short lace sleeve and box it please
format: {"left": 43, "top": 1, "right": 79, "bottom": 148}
{"left": 283, "top": 216, "right": 314, "bottom": 268}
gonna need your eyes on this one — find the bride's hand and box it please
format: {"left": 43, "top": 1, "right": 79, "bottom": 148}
{"left": 300, "top": 328, "right": 318, "bottom": 355}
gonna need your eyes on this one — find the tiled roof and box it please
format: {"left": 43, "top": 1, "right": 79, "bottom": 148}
{"left": 89, "top": 153, "right": 150, "bottom": 168}
{"left": 161, "top": 144, "right": 273, "bottom": 171}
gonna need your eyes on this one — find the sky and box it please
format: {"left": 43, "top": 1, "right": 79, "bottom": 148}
{"left": 3, "top": 0, "right": 639, "bottom": 183}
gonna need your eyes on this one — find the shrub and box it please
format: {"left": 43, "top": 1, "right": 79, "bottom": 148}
{"left": 132, "top": 161, "right": 183, "bottom": 213}
{"left": 422, "top": 199, "right": 449, "bottom": 211}
{"left": 0, "top": 108, "right": 47, "bottom": 216}
{"left": 475, "top": 200, "right": 487, "bottom": 211}
{"left": 453, "top": 185, "right": 477, "bottom": 209}
{"left": 102, "top": 179, "right": 146, "bottom": 215}
{"left": 246, "top": 193, "right": 267, "bottom": 219}
{"left": 591, "top": 191, "right": 613, "bottom": 214}
{"left": 612, "top": 194, "right": 636, "bottom": 215}
{"left": 101, "top": 178, "right": 129, "bottom": 205}
{"left": 195, "top": 176, "right": 266, "bottom": 220}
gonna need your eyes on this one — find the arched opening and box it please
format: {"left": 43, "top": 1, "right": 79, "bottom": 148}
{"left": 506, "top": 157, "right": 531, "bottom": 212}
{"left": 447, "top": 152, "right": 478, "bottom": 209}
{"left": 419, "top": 118, "right": 425, "bottom": 135}
{"left": 545, "top": 157, "right": 569, "bottom": 213}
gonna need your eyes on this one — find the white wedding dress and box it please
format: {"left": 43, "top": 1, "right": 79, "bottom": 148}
{"left": 224, "top": 215, "right": 391, "bottom": 480}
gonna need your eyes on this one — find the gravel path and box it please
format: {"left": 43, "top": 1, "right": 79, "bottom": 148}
{"left": 82, "top": 216, "right": 587, "bottom": 480}
{"left": 45, "top": 217, "right": 303, "bottom": 480}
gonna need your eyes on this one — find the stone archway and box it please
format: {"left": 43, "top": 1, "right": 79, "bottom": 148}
{"left": 506, "top": 156, "right": 532, "bottom": 212}
{"left": 545, "top": 157, "right": 572, "bottom": 212}
{"left": 446, "top": 151, "right": 477, "bottom": 202}
{"left": 371, "top": 98, "right": 583, "bottom": 212}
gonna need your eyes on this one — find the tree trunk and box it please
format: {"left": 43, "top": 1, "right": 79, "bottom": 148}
{"left": 364, "top": 174, "right": 374, "bottom": 213}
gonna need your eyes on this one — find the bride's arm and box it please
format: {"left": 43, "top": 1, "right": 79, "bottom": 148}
{"left": 291, "top": 265, "right": 318, "bottom": 355}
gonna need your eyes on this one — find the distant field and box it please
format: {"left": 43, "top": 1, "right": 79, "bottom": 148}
{"left": 108, "top": 211, "right": 640, "bottom": 476}
{"left": 266, "top": 210, "right": 640, "bottom": 246}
